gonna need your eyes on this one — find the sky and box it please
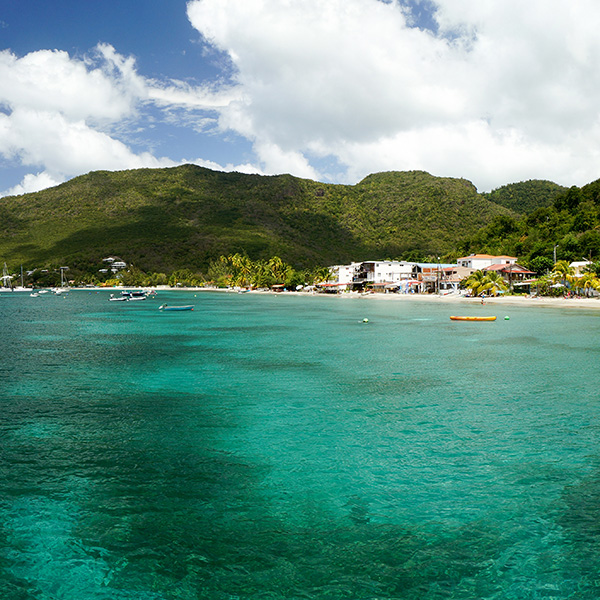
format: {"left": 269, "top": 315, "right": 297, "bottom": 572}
{"left": 1, "top": 0, "right": 600, "bottom": 197}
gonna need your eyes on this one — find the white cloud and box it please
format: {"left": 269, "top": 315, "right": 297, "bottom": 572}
{"left": 0, "top": 44, "right": 239, "bottom": 197}
{"left": 1, "top": 171, "right": 64, "bottom": 197}
{"left": 187, "top": 0, "right": 600, "bottom": 190}
{"left": 3, "top": 1, "right": 600, "bottom": 198}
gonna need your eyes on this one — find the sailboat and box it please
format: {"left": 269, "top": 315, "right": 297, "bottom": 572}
{"left": 13, "top": 265, "right": 29, "bottom": 292}
{"left": 52, "top": 266, "right": 70, "bottom": 295}
{"left": 1, "top": 263, "right": 11, "bottom": 290}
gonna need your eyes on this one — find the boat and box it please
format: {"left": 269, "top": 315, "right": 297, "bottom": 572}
{"left": 109, "top": 294, "right": 128, "bottom": 302}
{"left": 158, "top": 304, "right": 194, "bottom": 311}
{"left": 450, "top": 316, "right": 497, "bottom": 321}
{"left": 128, "top": 291, "right": 147, "bottom": 301}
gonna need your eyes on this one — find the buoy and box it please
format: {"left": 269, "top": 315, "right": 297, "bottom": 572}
{"left": 363, "top": 318, "right": 369, "bottom": 323}
{"left": 505, "top": 316, "right": 510, "bottom": 320}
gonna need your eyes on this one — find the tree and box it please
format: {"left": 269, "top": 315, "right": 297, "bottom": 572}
{"left": 463, "top": 269, "right": 508, "bottom": 296}
{"left": 528, "top": 256, "right": 554, "bottom": 275}
{"left": 576, "top": 272, "right": 599, "bottom": 297}
{"left": 480, "top": 270, "right": 508, "bottom": 296}
{"left": 464, "top": 270, "right": 487, "bottom": 296}
{"left": 551, "top": 260, "right": 575, "bottom": 289}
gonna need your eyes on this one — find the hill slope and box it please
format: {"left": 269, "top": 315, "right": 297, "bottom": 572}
{"left": 0, "top": 165, "right": 513, "bottom": 273}
{"left": 482, "top": 180, "right": 568, "bottom": 214}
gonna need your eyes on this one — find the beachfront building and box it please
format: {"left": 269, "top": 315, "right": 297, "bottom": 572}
{"left": 439, "top": 265, "right": 475, "bottom": 292}
{"left": 412, "top": 262, "right": 458, "bottom": 293}
{"left": 353, "top": 261, "right": 415, "bottom": 291}
{"left": 457, "top": 254, "right": 518, "bottom": 269}
{"left": 321, "top": 262, "right": 363, "bottom": 291}
{"left": 323, "top": 261, "right": 417, "bottom": 292}
{"left": 484, "top": 263, "right": 535, "bottom": 291}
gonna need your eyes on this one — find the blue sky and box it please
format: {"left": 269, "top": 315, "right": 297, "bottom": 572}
{"left": 1, "top": 0, "right": 600, "bottom": 197}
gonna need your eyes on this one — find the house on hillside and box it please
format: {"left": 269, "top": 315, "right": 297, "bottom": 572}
{"left": 103, "top": 257, "right": 127, "bottom": 273}
{"left": 457, "top": 254, "right": 517, "bottom": 269}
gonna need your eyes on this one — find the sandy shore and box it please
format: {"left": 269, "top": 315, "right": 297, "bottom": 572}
{"left": 65, "top": 285, "right": 600, "bottom": 310}
{"left": 358, "top": 292, "right": 600, "bottom": 310}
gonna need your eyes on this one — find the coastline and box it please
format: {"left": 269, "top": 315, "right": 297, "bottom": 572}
{"left": 8, "top": 285, "right": 600, "bottom": 310}
{"left": 155, "top": 287, "right": 600, "bottom": 310}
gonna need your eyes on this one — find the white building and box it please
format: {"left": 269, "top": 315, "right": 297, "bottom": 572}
{"left": 569, "top": 261, "right": 592, "bottom": 276}
{"left": 354, "top": 261, "right": 415, "bottom": 285}
{"left": 457, "top": 254, "right": 518, "bottom": 270}
{"left": 325, "top": 261, "right": 417, "bottom": 291}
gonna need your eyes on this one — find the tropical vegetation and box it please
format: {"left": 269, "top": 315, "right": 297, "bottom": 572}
{"left": 3, "top": 164, "right": 600, "bottom": 297}
{"left": 0, "top": 165, "right": 511, "bottom": 275}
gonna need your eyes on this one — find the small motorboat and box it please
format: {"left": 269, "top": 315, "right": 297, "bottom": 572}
{"left": 450, "top": 316, "right": 497, "bottom": 321}
{"left": 159, "top": 304, "right": 194, "bottom": 311}
{"left": 109, "top": 294, "right": 128, "bottom": 302}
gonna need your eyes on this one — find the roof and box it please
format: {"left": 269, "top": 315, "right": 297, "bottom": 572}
{"left": 484, "top": 263, "right": 535, "bottom": 274}
{"left": 457, "top": 254, "right": 518, "bottom": 261}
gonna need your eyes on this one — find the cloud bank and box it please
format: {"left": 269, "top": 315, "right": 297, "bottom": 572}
{"left": 2, "top": 0, "right": 600, "bottom": 196}
{"left": 0, "top": 44, "right": 247, "bottom": 196}
{"left": 187, "top": 0, "right": 600, "bottom": 190}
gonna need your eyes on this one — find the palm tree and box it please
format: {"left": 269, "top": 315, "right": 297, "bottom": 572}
{"left": 228, "top": 253, "right": 253, "bottom": 288}
{"left": 551, "top": 260, "right": 575, "bottom": 289}
{"left": 480, "top": 270, "right": 508, "bottom": 296}
{"left": 464, "top": 269, "right": 508, "bottom": 297}
{"left": 576, "top": 272, "right": 600, "bottom": 297}
{"left": 464, "top": 270, "right": 487, "bottom": 296}
{"left": 311, "top": 266, "right": 332, "bottom": 285}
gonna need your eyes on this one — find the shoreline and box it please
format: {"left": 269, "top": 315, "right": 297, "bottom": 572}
{"left": 5, "top": 285, "right": 600, "bottom": 310}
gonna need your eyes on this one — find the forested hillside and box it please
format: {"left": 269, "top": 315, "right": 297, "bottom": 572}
{"left": 461, "top": 179, "right": 600, "bottom": 267}
{"left": 0, "top": 165, "right": 511, "bottom": 274}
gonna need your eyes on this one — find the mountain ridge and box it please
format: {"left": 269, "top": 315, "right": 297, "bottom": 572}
{"left": 0, "top": 165, "right": 567, "bottom": 273}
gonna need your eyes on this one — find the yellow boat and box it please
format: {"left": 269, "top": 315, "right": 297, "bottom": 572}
{"left": 450, "top": 315, "right": 497, "bottom": 321}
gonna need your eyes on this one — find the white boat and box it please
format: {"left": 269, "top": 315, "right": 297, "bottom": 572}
{"left": 128, "top": 291, "right": 147, "bottom": 301}
{"left": 109, "top": 294, "right": 128, "bottom": 302}
{"left": 1, "top": 262, "right": 13, "bottom": 290}
{"left": 53, "top": 266, "right": 70, "bottom": 294}
{"left": 159, "top": 304, "right": 194, "bottom": 311}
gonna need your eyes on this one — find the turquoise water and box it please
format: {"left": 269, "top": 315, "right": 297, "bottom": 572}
{"left": 1, "top": 291, "right": 600, "bottom": 599}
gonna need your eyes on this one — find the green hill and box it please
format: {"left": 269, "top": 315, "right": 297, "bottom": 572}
{"left": 482, "top": 180, "right": 568, "bottom": 214}
{"left": 462, "top": 178, "right": 600, "bottom": 265}
{"left": 0, "top": 165, "right": 514, "bottom": 274}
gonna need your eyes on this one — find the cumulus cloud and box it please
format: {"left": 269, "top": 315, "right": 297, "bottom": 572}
{"left": 186, "top": 0, "right": 600, "bottom": 190}
{"left": 3, "top": 0, "right": 600, "bottom": 197}
{"left": 0, "top": 44, "right": 246, "bottom": 197}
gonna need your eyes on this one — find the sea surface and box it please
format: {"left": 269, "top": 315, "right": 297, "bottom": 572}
{"left": 1, "top": 290, "right": 600, "bottom": 599}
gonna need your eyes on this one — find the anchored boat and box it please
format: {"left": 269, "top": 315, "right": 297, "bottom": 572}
{"left": 159, "top": 304, "right": 194, "bottom": 311}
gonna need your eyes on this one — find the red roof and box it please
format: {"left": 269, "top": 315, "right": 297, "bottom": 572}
{"left": 484, "top": 263, "right": 535, "bottom": 274}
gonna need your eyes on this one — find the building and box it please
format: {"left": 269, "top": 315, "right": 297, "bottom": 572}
{"left": 457, "top": 254, "right": 518, "bottom": 269}
{"left": 324, "top": 261, "right": 417, "bottom": 292}
{"left": 484, "top": 263, "right": 535, "bottom": 288}
{"left": 569, "top": 261, "right": 593, "bottom": 277}
{"left": 439, "top": 265, "right": 475, "bottom": 292}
